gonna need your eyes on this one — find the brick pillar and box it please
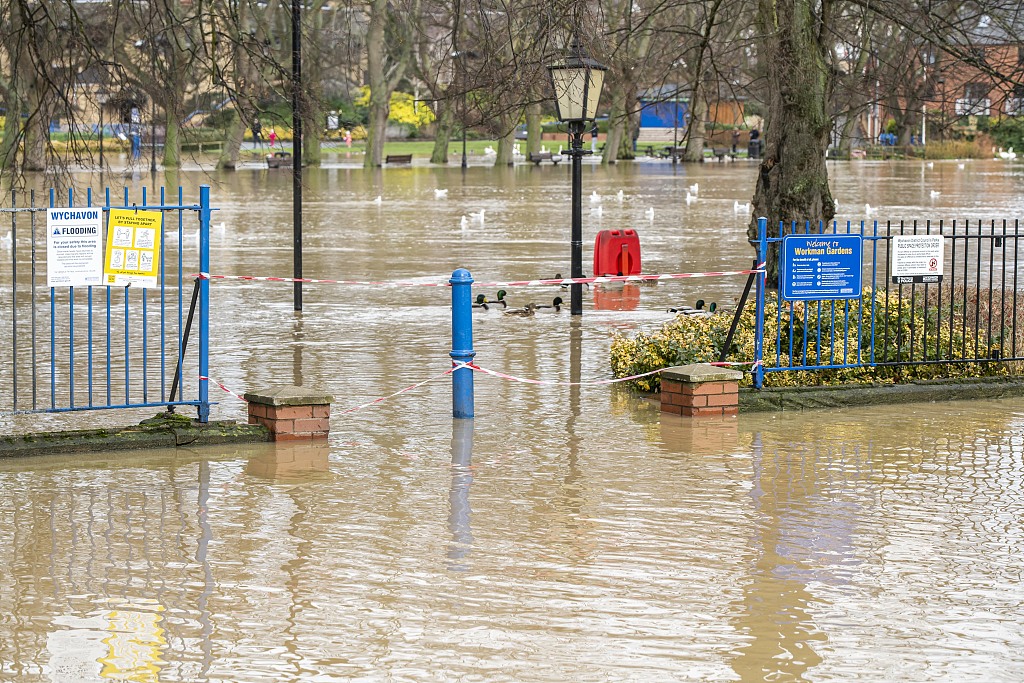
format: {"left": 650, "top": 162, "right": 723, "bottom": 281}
{"left": 660, "top": 364, "right": 742, "bottom": 417}
{"left": 243, "top": 386, "right": 333, "bottom": 441}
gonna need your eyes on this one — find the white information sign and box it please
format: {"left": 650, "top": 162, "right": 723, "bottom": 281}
{"left": 46, "top": 208, "right": 104, "bottom": 287}
{"left": 891, "top": 234, "right": 944, "bottom": 284}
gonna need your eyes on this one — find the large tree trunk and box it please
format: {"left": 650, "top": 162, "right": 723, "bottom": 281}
{"left": 217, "top": 110, "right": 247, "bottom": 170}
{"left": 0, "top": 88, "right": 20, "bottom": 174}
{"left": 495, "top": 125, "right": 515, "bottom": 166}
{"left": 363, "top": 0, "right": 409, "bottom": 168}
{"left": 747, "top": 0, "right": 837, "bottom": 283}
{"left": 23, "top": 87, "right": 50, "bottom": 172}
{"left": 162, "top": 107, "right": 181, "bottom": 168}
{"left": 304, "top": 111, "right": 323, "bottom": 166}
{"left": 430, "top": 98, "right": 453, "bottom": 164}
{"left": 602, "top": 86, "right": 628, "bottom": 164}
{"left": 683, "top": 83, "right": 707, "bottom": 163}
{"left": 525, "top": 101, "right": 542, "bottom": 156}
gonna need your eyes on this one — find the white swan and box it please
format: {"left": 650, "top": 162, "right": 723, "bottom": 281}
{"left": 0, "top": 230, "right": 11, "bottom": 248}
{"left": 372, "top": 195, "right": 383, "bottom": 205}
{"left": 929, "top": 190, "right": 941, "bottom": 198}
{"left": 688, "top": 183, "right": 699, "bottom": 195}
{"left": 685, "top": 192, "right": 696, "bottom": 206}
{"left": 469, "top": 209, "right": 486, "bottom": 222}
{"left": 733, "top": 200, "right": 750, "bottom": 213}
{"left": 616, "top": 190, "right": 625, "bottom": 202}
{"left": 865, "top": 203, "right": 877, "bottom": 216}
{"left": 645, "top": 207, "right": 655, "bottom": 221}
{"left": 590, "top": 191, "right": 601, "bottom": 204}
{"left": 434, "top": 188, "right": 448, "bottom": 199}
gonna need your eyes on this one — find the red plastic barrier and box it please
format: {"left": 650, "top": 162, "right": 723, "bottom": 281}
{"left": 593, "top": 229, "right": 641, "bottom": 277}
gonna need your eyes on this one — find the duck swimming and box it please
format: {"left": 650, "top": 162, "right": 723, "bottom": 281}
{"left": 535, "top": 296, "right": 564, "bottom": 312}
{"left": 504, "top": 302, "right": 537, "bottom": 317}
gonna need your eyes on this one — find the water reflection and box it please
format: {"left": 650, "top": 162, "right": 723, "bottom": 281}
{"left": 447, "top": 419, "right": 474, "bottom": 571}
{"left": 730, "top": 433, "right": 827, "bottom": 681}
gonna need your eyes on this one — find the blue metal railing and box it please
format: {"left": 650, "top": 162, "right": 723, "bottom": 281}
{"left": 753, "top": 216, "right": 1024, "bottom": 388}
{"left": 1, "top": 185, "right": 213, "bottom": 421}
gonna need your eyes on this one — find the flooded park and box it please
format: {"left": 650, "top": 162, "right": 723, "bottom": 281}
{"left": 2, "top": 155, "right": 1024, "bottom": 680}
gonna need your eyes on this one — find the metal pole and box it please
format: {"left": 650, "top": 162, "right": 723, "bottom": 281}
{"left": 150, "top": 95, "right": 158, "bottom": 173}
{"left": 98, "top": 104, "right": 104, "bottom": 171}
{"left": 292, "top": 0, "right": 303, "bottom": 312}
{"left": 672, "top": 94, "right": 678, "bottom": 165}
{"left": 568, "top": 121, "right": 586, "bottom": 315}
{"left": 198, "top": 185, "right": 211, "bottom": 422}
{"left": 450, "top": 268, "right": 475, "bottom": 418}
{"left": 753, "top": 216, "right": 767, "bottom": 389}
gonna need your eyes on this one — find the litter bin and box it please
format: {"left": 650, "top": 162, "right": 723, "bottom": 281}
{"left": 747, "top": 139, "right": 761, "bottom": 159}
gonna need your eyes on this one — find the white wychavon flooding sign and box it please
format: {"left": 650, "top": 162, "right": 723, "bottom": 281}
{"left": 46, "top": 208, "right": 104, "bottom": 287}
{"left": 891, "top": 234, "right": 945, "bottom": 284}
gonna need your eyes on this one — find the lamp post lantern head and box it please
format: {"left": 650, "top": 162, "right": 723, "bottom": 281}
{"left": 548, "top": 38, "right": 607, "bottom": 123}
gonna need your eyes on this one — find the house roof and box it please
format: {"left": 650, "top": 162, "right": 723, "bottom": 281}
{"left": 963, "top": 8, "right": 1024, "bottom": 46}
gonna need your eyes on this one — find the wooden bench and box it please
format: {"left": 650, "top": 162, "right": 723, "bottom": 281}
{"left": 529, "top": 151, "right": 561, "bottom": 165}
{"left": 659, "top": 146, "right": 685, "bottom": 160}
{"left": 384, "top": 154, "right": 412, "bottom": 164}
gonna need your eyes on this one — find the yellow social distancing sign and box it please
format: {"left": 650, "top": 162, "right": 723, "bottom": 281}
{"left": 103, "top": 209, "right": 163, "bottom": 288}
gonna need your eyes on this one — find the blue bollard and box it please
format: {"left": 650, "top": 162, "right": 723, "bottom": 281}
{"left": 450, "top": 268, "right": 475, "bottom": 418}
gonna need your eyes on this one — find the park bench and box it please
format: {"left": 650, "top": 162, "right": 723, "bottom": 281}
{"left": 528, "top": 151, "right": 561, "bottom": 165}
{"left": 266, "top": 151, "right": 293, "bottom": 168}
{"left": 385, "top": 154, "right": 412, "bottom": 164}
{"left": 659, "top": 146, "right": 685, "bottom": 160}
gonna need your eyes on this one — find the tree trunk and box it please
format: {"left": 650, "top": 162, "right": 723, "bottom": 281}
{"left": 495, "top": 126, "right": 515, "bottom": 166}
{"left": 304, "top": 112, "right": 323, "bottom": 166}
{"left": 217, "top": 110, "right": 247, "bottom": 170}
{"left": 683, "top": 84, "right": 707, "bottom": 163}
{"left": 526, "top": 101, "right": 542, "bottom": 156}
{"left": 0, "top": 88, "right": 20, "bottom": 174}
{"left": 747, "top": 0, "right": 837, "bottom": 283}
{"left": 602, "top": 86, "right": 628, "bottom": 164}
{"left": 23, "top": 86, "right": 50, "bottom": 172}
{"left": 430, "top": 98, "right": 453, "bottom": 164}
{"left": 162, "top": 107, "right": 181, "bottom": 168}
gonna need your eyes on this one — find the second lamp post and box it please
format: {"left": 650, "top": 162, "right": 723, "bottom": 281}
{"left": 548, "top": 39, "right": 607, "bottom": 316}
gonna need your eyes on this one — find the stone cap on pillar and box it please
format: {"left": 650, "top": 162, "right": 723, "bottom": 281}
{"left": 662, "top": 364, "right": 743, "bottom": 383}
{"left": 243, "top": 385, "right": 334, "bottom": 406}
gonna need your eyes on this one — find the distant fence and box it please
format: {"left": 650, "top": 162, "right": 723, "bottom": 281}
{"left": 752, "top": 216, "right": 1024, "bottom": 388}
{"left": 0, "top": 186, "right": 213, "bottom": 421}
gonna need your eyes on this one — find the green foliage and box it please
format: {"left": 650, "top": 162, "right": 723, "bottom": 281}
{"left": 981, "top": 117, "right": 1024, "bottom": 150}
{"left": 610, "top": 289, "right": 1007, "bottom": 392}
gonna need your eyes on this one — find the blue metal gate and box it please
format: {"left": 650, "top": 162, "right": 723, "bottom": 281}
{"left": 752, "top": 216, "right": 1024, "bottom": 388}
{"left": 1, "top": 185, "right": 212, "bottom": 422}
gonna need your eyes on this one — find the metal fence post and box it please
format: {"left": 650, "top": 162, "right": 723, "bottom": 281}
{"left": 198, "top": 185, "right": 211, "bottom": 422}
{"left": 450, "top": 268, "right": 475, "bottom": 418}
{"left": 754, "top": 216, "right": 767, "bottom": 389}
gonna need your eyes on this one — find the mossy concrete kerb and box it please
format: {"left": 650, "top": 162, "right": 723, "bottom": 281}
{"left": 0, "top": 412, "right": 269, "bottom": 459}
{"left": 739, "top": 375, "right": 1024, "bottom": 412}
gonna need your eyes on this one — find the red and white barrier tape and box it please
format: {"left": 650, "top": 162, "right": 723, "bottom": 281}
{"left": 461, "top": 361, "right": 758, "bottom": 386}
{"left": 200, "top": 375, "right": 248, "bottom": 402}
{"left": 193, "top": 268, "right": 764, "bottom": 289}
{"left": 200, "top": 359, "right": 761, "bottom": 416}
{"left": 336, "top": 366, "right": 459, "bottom": 415}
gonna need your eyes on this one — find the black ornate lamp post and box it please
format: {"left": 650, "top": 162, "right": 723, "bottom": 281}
{"left": 548, "top": 39, "right": 607, "bottom": 316}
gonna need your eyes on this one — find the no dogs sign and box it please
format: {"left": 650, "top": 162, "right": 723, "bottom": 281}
{"left": 891, "top": 235, "right": 944, "bottom": 284}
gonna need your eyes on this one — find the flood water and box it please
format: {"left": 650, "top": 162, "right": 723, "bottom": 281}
{"left": 1, "top": 155, "right": 1024, "bottom": 680}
